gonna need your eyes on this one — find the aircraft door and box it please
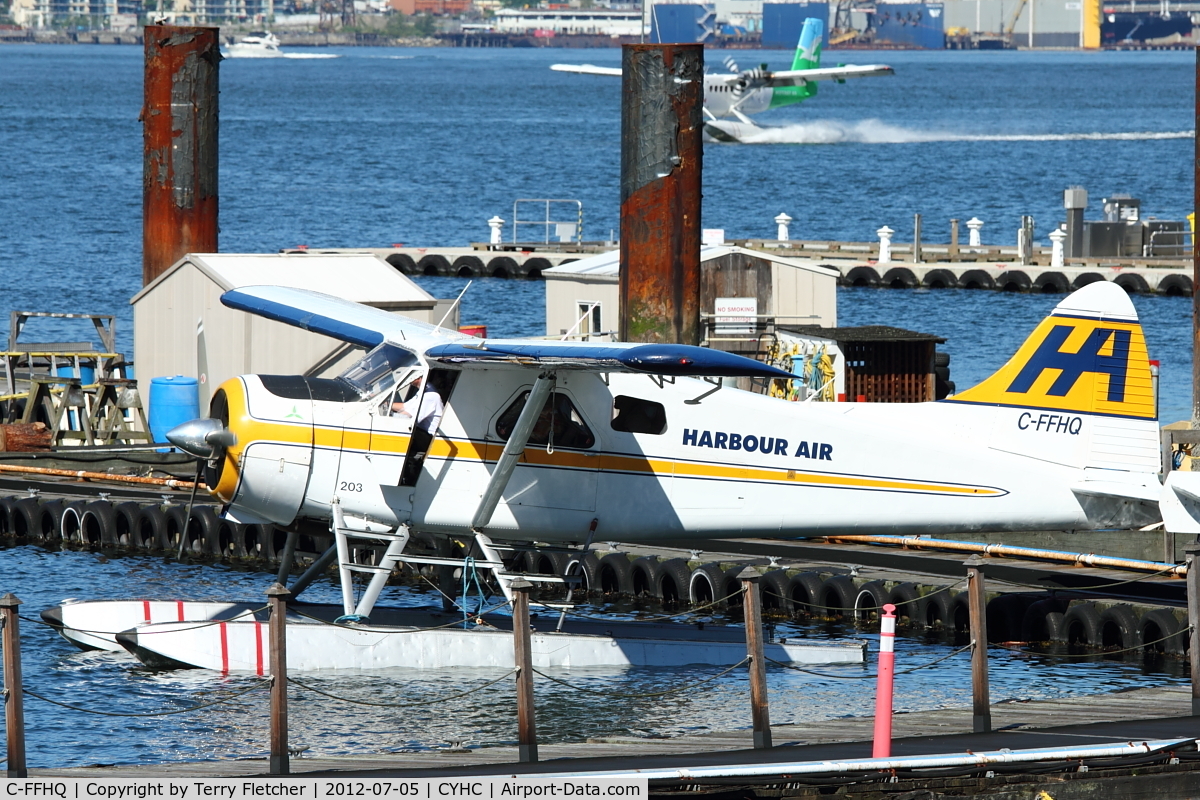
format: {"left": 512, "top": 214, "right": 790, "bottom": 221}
{"left": 486, "top": 382, "right": 599, "bottom": 513}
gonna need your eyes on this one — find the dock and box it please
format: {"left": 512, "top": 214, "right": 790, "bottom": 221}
{"left": 28, "top": 684, "right": 1200, "bottom": 795}
{"left": 300, "top": 242, "right": 1196, "bottom": 295}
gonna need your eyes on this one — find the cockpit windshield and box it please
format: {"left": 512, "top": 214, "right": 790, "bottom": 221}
{"left": 338, "top": 343, "right": 420, "bottom": 398}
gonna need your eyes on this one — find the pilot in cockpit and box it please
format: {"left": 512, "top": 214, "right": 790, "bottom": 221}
{"left": 390, "top": 373, "right": 444, "bottom": 435}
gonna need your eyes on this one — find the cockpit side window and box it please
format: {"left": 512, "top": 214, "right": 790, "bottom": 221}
{"left": 610, "top": 395, "right": 667, "bottom": 435}
{"left": 338, "top": 343, "right": 419, "bottom": 399}
{"left": 495, "top": 390, "right": 596, "bottom": 450}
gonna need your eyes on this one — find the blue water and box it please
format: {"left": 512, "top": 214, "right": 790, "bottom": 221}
{"left": 1, "top": 545, "right": 1187, "bottom": 767}
{"left": 0, "top": 43, "right": 1196, "bottom": 766}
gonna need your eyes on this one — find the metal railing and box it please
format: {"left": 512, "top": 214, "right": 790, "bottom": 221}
{"left": 512, "top": 199, "right": 583, "bottom": 245}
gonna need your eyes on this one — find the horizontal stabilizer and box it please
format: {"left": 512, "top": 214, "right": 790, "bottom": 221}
{"left": 1161, "top": 471, "right": 1200, "bottom": 533}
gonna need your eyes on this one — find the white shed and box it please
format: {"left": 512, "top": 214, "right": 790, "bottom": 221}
{"left": 131, "top": 253, "right": 444, "bottom": 412}
{"left": 543, "top": 245, "right": 838, "bottom": 340}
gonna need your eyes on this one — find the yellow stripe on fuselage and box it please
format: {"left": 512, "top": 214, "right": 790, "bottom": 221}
{"left": 224, "top": 405, "right": 1003, "bottom": 499}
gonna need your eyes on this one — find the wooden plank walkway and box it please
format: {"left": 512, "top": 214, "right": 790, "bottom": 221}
{"left": 31, "top": 684, "right": 1194, "bottom": 778}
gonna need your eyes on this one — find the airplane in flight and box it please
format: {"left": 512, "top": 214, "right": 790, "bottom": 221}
{"left": 149, "top": 278, "right": 1174, "bottom": 628}
{"left": 551, "top": 18, "right": 895, "bottom": 143}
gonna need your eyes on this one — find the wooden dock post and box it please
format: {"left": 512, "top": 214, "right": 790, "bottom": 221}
{"left": 266, "top": 583, "right": 290, "bottom": 775}
{"left": 511, "top": 578, "right": 538, "bottom": 763}
{"left": 1187, "top": 545, "right": 1200, "bottom": 715}
{"left": 1, "top": 594, "right": 26, "bottom": 778}
{"left": 739, "top": 567, "right": 772, "bottom": 749}
{"left": 964, "top": 555, "right": 991, "bottom": 733}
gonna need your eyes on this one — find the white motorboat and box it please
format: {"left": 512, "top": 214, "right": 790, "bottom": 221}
{"left": 222, "top": 31, "right": 340, "bottom": 59}
{"left": 224, "top": 31, "right": 284, "bottom": 58}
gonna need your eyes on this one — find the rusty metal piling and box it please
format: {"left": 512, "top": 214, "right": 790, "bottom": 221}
{"left": 143, "top": 25, "right": 220, "bottom": 286}
{"left": 618, "top": 43, "right": 704, "bottom": 345}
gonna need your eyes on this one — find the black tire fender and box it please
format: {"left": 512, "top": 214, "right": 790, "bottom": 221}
{"left": 630, "top": 556, "right": 661, "bottom": 598}
{"left": 819, "top": 575, "right": 858, "bottom": 618}
{"left": 36, "top": 500, "right": 64, "bottom": 542}
{"left": 987, "top": 594, "right": 1037, "bottom": 643}
{"left": 186, "top": 506, "right": 222, "bottom": 557}
{"left": 950, "top": 592, "right": 971, "bottom": 634}
{"left": 1020, "top": 598, "right": 1070, "bottom": 643}
{"left": 853, "top": 580, "right": 890, "bottom": 621}
{"left": 137, "top": 504, "right": 170, "bottom": 552}
{"left": 657, "top": 558, "right": 692, "bottom": 605}
{"left": 787, "top": 572, "right": 824, "bottom": 615}
{"left": 760, "top": 570, "right": 793, "bottom": 615}
{"left": 689, "top": 562, "right": 728, "bottom": 604}
{"left": 888, "top": 582, "right": 923, "bottom": 625}
{"left": 564, "top": 552, "right": 601, "bottom": 594}
{"left": 595, "top": 553, "right": 635, "bottom": 596}
{"left": 1064, "top": 602, "right": 1103, "bottom": 647}
{"left": 59, "top": 501, "right": 87, "bottom": 543}
{"left": 81, "top": 501, "right": 117, "bottom": 546}
{"left": 214, "top": 516, "right": 242, "bottom": 558}
{"left": 922, "top": 587, "right": 955, "bottom": 629}
{"left": 11, "top": 498, "right": 39, "bottom": 539}
{"left": 0, "top": 496, "right": 19, "bottom": 537}
{"left": 1140, "top": 608, "right": 1185, "bottom": 655}
{"left": 166, "top": 506, "right": 192, "bottom": 554}
{"left": 1099, "top": 604, "right": 1142, "bottom": 650}
{"left": 111, "top": 502, "right": 142, "bottom": 548}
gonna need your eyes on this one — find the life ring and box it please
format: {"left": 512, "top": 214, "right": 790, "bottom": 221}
{"left": 630, "top": 556, "right": 661, "bottom": 598}
{"left": 887, "top": 582, "right": 923, "bottom": 625}
{"left": 689, "top": 562, "right": 728, "bottom": 604}
{"left": 111, "top": 502, "right": 143, "bottom": 548}
{"left": 656, "top": 558, "right": 692, "bottom": 605}
{"left": 1064, "top": 602, "right": 1103, "bottom": 648}
{"left": 1099, "top": 604, "right": 1142, "bottom": 651}
{"left": 80, "top": 500, "right": 118, "bottom": 546}
{"left": 760, "top": 569, "right": 793, "bottom": 615}
{"left": 1139, "top": 608, "right": 1185, "bottom": 655}
{"left": 818, "top": 575, "right": 858, "bottom": 618}
{"left": 595, "top": 552, "right": 635, "bottom": 596}
{"left": 136, "top": 504, "right": 170, "bottom": 552}
{"left": 853, "top": 580, "right": 889, "bottom": 621}
{"left": 786, "top": 572, "right": 824, "bottom": 616}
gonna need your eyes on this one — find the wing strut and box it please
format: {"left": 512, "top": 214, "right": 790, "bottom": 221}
{"left": 471, "top": 371, "right": 556, "bottom": 531}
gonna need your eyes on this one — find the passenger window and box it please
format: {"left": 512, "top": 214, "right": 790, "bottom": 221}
{"left": 495, "top": 391, "right": 596, "bottom": 450}
{"left": 610, "top": 395, "right": 667, "bottom": 435}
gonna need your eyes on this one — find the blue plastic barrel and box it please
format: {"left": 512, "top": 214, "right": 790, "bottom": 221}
{"left": 56, "top": 364, "right": 96, "bottom": 386}
{"left": 149, "top": 376, "right": 200, "bottom": 445}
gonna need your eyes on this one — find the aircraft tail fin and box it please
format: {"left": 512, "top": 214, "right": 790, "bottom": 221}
{"left": 946, "top": 281, "right": 1156, "bottom": 421}
{"left": 792, "top": 17, "right": 824, "bottom": 71}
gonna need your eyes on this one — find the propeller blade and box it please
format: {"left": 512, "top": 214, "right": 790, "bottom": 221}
{"left": 722, "top": 55, "right": 740, "bottom": 74}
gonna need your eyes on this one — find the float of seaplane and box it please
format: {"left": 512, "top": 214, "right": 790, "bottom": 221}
{"left": 45, "top": 279, "right": 1200, "bottom": 674}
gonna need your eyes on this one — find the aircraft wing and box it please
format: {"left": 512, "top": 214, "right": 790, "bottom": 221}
{"left": 222, "top": 285, "right": 794, "bottom": 380}
{"left": 550, "top": 63, "right": 622, "bottom": 77}
{"left": 712, "top": 64, "right": 894, "bottom": 87}
{"left": 221, "top": 285, "right": 465, "bottom": 350}
{"left": 425, "top": 341, "right": 795, "bottom": 379}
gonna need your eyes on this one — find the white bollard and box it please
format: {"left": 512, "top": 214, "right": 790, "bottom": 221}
{"left": 488, "top": 216, "right": 505, "bottom": 245}
{"left": 967, "top": 217, "right": 984, "bottom": 247}
{"left": 877, "top": 226, "right": 895, "bottom": 265}
{"left": 1049, "top": 227, "right": 1066, "bottom": 268}
{"left": 775, "top": 212, "right": 793, "bottom": 242}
